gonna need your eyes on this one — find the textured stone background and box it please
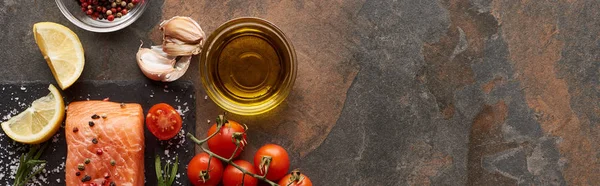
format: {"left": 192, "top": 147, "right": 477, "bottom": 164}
{"left": 1, "top": 0, "right": 600, "bottom": 185}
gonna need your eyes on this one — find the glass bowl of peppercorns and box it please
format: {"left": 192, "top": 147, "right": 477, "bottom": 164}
{"left": 56, "top": 0, "right": 148, "bottom": 33}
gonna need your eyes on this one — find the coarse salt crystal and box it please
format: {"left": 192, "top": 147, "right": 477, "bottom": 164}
{"left": 52, "top": 133, "right": 60, "bottom": 143}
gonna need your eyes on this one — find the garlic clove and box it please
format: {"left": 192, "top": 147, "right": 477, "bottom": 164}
{"left": 150, "top": 45, "right": 171, "bottom": 58}
{"left": 160, "top": 16, "right": 206, "bottom": 56}
{"left": 163, "top": 56, "right": 191, "bottom": 82}
{"left": 136, "top": 45, "right": 190, "bottom": 82}
{"left": 162, "top": 41, "right": 201, "bottom": 56}
{"left": 160, "top": 16, "right": 205, "bottom": 43}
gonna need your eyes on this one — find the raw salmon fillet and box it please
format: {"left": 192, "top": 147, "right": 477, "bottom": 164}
{"left": 65, "top": 101, "right": 144, "bottom": 186}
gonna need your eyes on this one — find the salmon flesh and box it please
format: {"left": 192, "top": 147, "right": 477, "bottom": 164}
{"left": 65, "top": 101, "right": 144, "bottom": 186}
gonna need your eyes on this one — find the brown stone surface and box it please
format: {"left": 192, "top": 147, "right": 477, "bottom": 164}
{"left": 2, "top": 0, "right": 600, "bottom": 185}
{"left": 493, "top": 0, "right": 600, "bottom": 184}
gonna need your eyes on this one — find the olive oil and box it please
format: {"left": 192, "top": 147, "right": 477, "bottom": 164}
{"left": 217, "top": 33, "right": 282, "bottom": 101}
{"left": 200, "top": 18, "right": 296, "bottom": 115}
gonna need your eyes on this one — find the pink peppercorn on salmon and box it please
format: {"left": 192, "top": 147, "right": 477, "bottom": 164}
{"left": 65, "top": 101, "right": 144, "bottom": 186}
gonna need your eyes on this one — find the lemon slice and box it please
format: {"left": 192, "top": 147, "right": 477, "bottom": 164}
{"left": 33, "top": 22, "right": 84, "bottom": 90}
{"left": 1, "top": 84, "right": 65, "bottom": 144}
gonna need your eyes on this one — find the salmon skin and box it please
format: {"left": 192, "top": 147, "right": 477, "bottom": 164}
{"left": 65, "top": 101, "right": 144, "bottom": 186}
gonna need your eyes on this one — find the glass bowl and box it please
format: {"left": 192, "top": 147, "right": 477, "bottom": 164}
{"left": 200, "top": 17, "right": 297, "bottom": 116}
{"left": 55, "top": 0, "right": 148, "bottom": 33}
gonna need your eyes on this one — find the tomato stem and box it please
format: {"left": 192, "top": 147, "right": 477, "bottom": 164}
{"left": 216, "top": 115, "right": 227, "bottom": 128}
{"left": 188, "top": 115, "right": 226, "bottom": 144}
{"left": 227, "top": 144, "right": 241, "bottom": 161}
{"left": 259, "top": 156, "right": 273, "bottom": 177}
{"left": 289, "top": 169, "right": 304, "bottom": 184}
{"left": 198, "top": 170, "right": 209, "bottom": 183}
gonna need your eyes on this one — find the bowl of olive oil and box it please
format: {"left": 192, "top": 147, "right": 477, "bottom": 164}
{"left": 200, "top": 17, "right": 297, "bottom": 115}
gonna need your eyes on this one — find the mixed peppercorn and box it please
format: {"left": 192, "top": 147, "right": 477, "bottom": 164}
{"left": 76, "top": 0, "right": 141, "bottom": 21}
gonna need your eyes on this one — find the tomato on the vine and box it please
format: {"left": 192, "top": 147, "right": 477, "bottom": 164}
{"left": 222, "top": 160, "right": 258, "bottom": 186}
{"left": 146, "top": 103, "right": 182, "bottom": 140}
{"left": 253, "top": 144, "right": 290, "bottom": 181}
{"left": 207, "top": 119, "right": 247, "bottom": 159}
{"left": 279, "top": 170, "right": 313, "bottom": 186}
{"left": 187, "top": 152, "right": 224, "bottom": 186}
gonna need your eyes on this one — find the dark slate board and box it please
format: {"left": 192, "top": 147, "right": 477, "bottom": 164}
{"left": 0, "top": 80, "right": 196, "bottom": 185}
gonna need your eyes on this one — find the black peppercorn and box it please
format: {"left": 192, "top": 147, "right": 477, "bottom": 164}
{"left": 78, "top": 164, "right": 85, "bottom": 171}
{"left": 76, "top": 172, "right": 81, "bottom": 176}
{"left": 73, "top": 127, "right": 79, "bottom": 133}
{"left": 91, "top": 114, "right": 100, "bottom": 119}
{"left": 85, "top": 158, "right": 91, "bottom": 164}
{"left": 88, "top": 121, "right": 95, "bottom": 127}
{"left": 92, "top": 138, "right": 98, "bottom": 144}
{"left": 81, "top": 175, "right": 91, "bottom": 182}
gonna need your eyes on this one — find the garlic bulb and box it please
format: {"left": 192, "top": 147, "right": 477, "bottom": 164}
{"left": 160, "top": 16, "right": 206, "bottom": 56}
{"left": 136, "top": 44, "right": 191, "bottom": 82}
{"left": 136, "top": 16, "right": 204, "bottom": 82}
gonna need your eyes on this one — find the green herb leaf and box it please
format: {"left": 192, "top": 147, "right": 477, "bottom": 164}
{"left": 13, "top": 143, "right": 48, "bottom": 186}
{"left": 21, "top": 163, "right": 46, "bottom": 186}
{"left": 33, "top": 143, "right": 48, "bottom": 159}
{"left": 168, "top": 157, "right": 178, "bottom": 186}
{"left": 155, "top": 155, "right": 165, "bottom": 186}
{"left": 155, "top": 155, "right": 179, "bottom": 186}
{"left": 25, "top": 160, "right": 46, "bottom": 166}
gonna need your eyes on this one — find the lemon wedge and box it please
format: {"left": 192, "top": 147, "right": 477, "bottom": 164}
{"left": 1, "top": 84, "right": 65, "bottom": 144}
{"left": 33, "top": 22, "right": 84, "bottom": 90}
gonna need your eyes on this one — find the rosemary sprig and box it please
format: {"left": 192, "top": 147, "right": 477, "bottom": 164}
{"left": 155, "top": 155, "right": 179, "bottom": 186}
{"left": 13, "top": 143, "right": 48, "bottom": 186}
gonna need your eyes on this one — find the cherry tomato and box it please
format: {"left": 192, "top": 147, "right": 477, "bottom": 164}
{"left": 187, "top": 152, "right": 224, "bottom": 186}
{"left": 253, "top": 144, "right": 290, "bottom": 181}
{"left": 146, "top": 103, "right": 182, "bottom": 140}
{"left": 222, "top": 160, "right": 258, "bottom": 186}
{"left": 278, "top": 170, "right": 313, "bottom": 186}
{"left": 207, "top": 120, "right": 247, "bottom": 159}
